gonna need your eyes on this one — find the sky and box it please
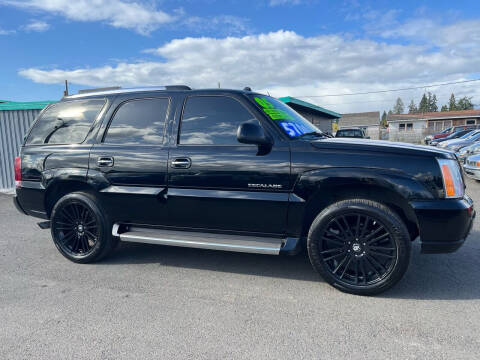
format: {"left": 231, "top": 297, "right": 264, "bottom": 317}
{"left": 0, "top": 0, "right": 479, "bottom": 114}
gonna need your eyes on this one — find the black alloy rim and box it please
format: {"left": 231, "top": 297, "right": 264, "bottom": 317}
{"left": 319, "top": 213, "right": 397, "bottom": 286}
{"left": 53, "top": 201, "right": 99, "bottom": 256}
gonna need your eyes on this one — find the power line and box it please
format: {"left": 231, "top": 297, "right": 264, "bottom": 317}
{"left": 294, "top": 78, "right": 480, "bottom": 98}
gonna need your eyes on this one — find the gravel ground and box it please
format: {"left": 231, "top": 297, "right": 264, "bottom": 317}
{"left": 1, "top": 180, "right": 480, "bottom": 359}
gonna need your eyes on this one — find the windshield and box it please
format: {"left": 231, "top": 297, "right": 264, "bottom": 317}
{"left": 465, "top": 130, "right": 480, "bottom": 139}
{"left": 249, "top": 95, "right": 322, "bottom": 138}
{"left": 460, "top": 130, "right": 476, "bottom": 139}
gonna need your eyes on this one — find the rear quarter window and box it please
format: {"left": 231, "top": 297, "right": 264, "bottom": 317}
{"left": 26, "top": 99, "right": 105, "bottom": 145}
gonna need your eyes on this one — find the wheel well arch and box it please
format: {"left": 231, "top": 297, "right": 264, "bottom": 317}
{"left": 300, "top": 184, "right": 419, "bottom": 241}
{"left": 44, "top": 180, "right": 97, "bottom": 218}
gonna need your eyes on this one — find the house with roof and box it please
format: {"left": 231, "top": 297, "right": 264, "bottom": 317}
{"left": 0, "top": 100, "right": 54, "bottom": 191}
{"left": 339, "top": 111, "right": 381, "bottom": 139}
{"left": 387, "top": 109, "right": 480, "bottom": 143}
{"left": 279, "top": 96, "right": 341, "bottom": 134}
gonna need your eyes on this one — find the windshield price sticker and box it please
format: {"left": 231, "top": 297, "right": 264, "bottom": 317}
{"left": 280, "top": 122, "right": 308, "bottom": 137}
{"left": 254, "top": 97, "right": 293, "bottom": 121}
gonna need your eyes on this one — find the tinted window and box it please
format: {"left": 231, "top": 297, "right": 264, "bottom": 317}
{"left": 26, "top": 99, "right": 105, "bottom": 145}
{"left": 180, "top": 96, "right": 258, "bottom": 145}
{"left": 104, "top": 98, "right": 169, "bottom": 145}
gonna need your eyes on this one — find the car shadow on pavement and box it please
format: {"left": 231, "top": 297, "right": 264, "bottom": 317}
{"left": 101, "top": 236, "right": 480, "bottom": 300}
{"left": 103, "top": 241, "right": 322, "bottom": 283}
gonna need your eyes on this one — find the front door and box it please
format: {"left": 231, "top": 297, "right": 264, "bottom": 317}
{"left": 89, "top": 96, "right": 170, "bottom": 225}
{"left": 167, "top": 94, "right": 290, "bottom": 235}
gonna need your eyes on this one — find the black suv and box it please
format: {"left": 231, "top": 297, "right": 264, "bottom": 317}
{"left": 13, "top": 86, "right": 475, "bottom": 295}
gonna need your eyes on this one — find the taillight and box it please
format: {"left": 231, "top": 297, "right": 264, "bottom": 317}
{"left": 14, "top": 156, "right": 21, "bottom": 187}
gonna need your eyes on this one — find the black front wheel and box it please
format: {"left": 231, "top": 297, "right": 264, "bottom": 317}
{"left": 308, "top": 199, "right": 411, "bottom": 295}
{"left": 50, "top": 192, "right": 116, "bottom": 263}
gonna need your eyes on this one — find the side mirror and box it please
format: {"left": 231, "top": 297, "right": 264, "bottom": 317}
{"left": 237, "top": 122, "right": 272, "bottom": 147}
{"left": 366, "top": 136, "right": 371, "bottom": 139}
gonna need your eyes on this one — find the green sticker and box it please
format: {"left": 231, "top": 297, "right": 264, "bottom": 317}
{"left": 254, "top": 97, "right": 293, "bottom": 120}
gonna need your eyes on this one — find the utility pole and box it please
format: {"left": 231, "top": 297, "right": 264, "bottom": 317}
{"left": 63, "top": 80, "right": 69, "bottom": 96}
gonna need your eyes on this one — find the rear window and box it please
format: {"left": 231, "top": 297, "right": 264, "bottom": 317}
{"left": 337, "top": 129, "right": 362, "bottom": 137}
{"left": 104, "top": 98, "right": 169, "bottom": 145}
{"left": 26, "top": 99, "right": 105, "bottom": 145}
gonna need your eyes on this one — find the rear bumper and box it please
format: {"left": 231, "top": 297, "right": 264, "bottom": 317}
{"left": 13, "top": 195, "right": 28, "bottom": 215}
{"left": 410, "top": 195, "right": 475, "bottom": 253}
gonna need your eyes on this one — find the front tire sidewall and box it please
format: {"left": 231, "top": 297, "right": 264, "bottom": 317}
{"left": 50, "top": 192, "right": 110, "bottom": 263}
{"left": 308, "top": 200, "right": 411, "bottom": 295}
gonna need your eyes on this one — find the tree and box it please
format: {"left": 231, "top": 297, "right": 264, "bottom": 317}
{"left": 408, "top": 99, "right": 418, "bottom": 114}
{"left": 448, "top": 93, "right": 457, "bottom": 111}
{"left": 441, "top": 104, "right": 448, "bottom": 112}
{"left": 380, "top": 111, "right": 388, "bottom": 128}
{"left": 392, "top": 97, "right": 405, "bottom": 114}
{"left": 428, "top": 93, "right": 438, "bottom": 112}
{"left": 457, "top": 96, "right": 474, "bottom": 110}
{"left": 418, "top": 93, "right": 429, "bottom": 113}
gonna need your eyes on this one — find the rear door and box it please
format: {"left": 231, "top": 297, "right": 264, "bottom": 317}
{"left": 88, "top": 96, "right": 171, "bottom": 225}
{"left": 166, "top": 94, "right": 291, "bottom": 235}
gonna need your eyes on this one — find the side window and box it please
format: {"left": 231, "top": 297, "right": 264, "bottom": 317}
{"left": 26, "top": 99, "right": 105, "bottom": 145}
{"left": 104, "top": 98, "right": 169, "bottom": 145}
{"left": 179, "top": 96, "right": 258, "bottom": 145}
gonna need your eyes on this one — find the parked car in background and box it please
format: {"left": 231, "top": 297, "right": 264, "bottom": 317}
{"left": 430, "top": 129, "right": 475, "bottom": 146}
{"left": 439, "top": 130, "right": 480, "bottom": 152}
{"left": 457, "top": 142, "right": 480, "bottom": 163}
{"left": 463, "top": 154, "right": 480, "bottom": 180}
{"left": 335, "top": 128, "right": 368, "bottom": 138}
{"left": 424, "top": 125, "right": 479, "bottom": 145}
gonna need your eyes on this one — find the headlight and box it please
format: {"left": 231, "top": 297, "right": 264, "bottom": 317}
{"left": 437, "top": 159, "right": 464, "bottom": 198}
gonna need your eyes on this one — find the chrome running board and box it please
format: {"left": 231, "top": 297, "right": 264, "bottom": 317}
{"left": 112, "top": 224, "right": 284, "bottom": 255}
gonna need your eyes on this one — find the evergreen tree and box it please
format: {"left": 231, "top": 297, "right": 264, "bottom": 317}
{"left": 392, "top": 97, "right": 405, "bottom": 114}
{"left": 380, "top": 111, "right": 388, "bottom": 128}
{"left": 448, "top": 93, "right": 457, "bottom": 111}
{"left": 408, "top": 99, "right": 418, "bottom": 114}
{"left": 429, "top": 93, "right": 438, "bottom": 112}
{"left": 441, "top": 104, "right": 448, "bottom": 112}
{"left": 457, "top": 96, "right": 474, "bottom": 110}
{"left": 418, "top": 93, "right": 429, "bottom": 113}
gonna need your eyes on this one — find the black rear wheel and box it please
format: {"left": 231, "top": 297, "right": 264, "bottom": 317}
{"left": 51, "top": 192, "right": 116, "bottom": 263}
{"left": 308, "top": 199, "right": 411, "bottom": 295}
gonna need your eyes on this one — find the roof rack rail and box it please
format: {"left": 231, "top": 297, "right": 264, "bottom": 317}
{"left": 165, "top": 85, "right": 192, "bottom": 90}
{"left": 78, "top": 86, "right": 121, "bottom": 94}
{"left": 65, "top": 85, "right": 191, "bottom": 99}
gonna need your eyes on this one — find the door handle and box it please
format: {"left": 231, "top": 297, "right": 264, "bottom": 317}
{"left": 171, "top": 157, "right": 191, "bottom": 169}
{"left": 98, "top": 156, "right": 114, "bottom": 167}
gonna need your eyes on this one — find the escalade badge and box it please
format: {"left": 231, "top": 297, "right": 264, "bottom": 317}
{"left": 248, "top": 183, "right": 283, "bottom": 189}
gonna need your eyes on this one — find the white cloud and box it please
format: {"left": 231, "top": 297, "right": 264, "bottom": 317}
{"left": 269, "top": 0, "right": 303, "bottom": 6}
{"left": 0, "top": 27, "right": 15, "bottom": 35}
{"left": 2, "top": 0, "right": 174, "bottom": 35}
{"left": 18, "top": 22, "right": 480, "bottom": 113}
{"left": 22, "top": 20, "right": 50, "bottom": 32}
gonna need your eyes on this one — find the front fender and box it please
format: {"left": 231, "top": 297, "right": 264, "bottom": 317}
{"left": 287, "top": 167, "right": 432, "bottom": 237}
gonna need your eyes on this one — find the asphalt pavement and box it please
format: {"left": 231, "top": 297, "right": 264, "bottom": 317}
{"left": 1, "top": 180, "right": 480, "bottom": 359}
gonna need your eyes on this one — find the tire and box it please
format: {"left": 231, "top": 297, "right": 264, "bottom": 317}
{"left": 50, "top": 192, "right": 117, "bottom": 263}
{"left": 307, "top": 199, "right": 411, "bottom": 295}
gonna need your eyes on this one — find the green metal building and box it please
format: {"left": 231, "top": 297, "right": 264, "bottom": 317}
{"left": 0, "top": 100, "right": 54, "bottom": 191}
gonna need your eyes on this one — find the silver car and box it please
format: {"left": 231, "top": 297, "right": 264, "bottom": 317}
{"left": 464, "top": 154, "right": 480, "bottom": 180}
{"left": 456, "top": 142, "right": 480, "bottom": 163}
{"left": 439, "top": 130, "right": 480, "bottom": 151}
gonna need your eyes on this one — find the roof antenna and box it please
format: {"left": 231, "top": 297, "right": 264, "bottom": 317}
{"left": 218, "top": 82, "right": 221, "bottom": 88}
{"left": 63, "top": 80, "right": 69, "bottom": 96}
{"left": 267, "top": 90, "right": 270, "bottom": 96}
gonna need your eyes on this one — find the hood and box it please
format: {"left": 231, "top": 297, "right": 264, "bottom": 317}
{"left": 438, "top": 138, "right": 469, "bottom": 148}
{"left": 310, "top": 138, "right": 454, "bottom": 159}
{"left": 442, "top": 139, "right": 473, "bottom": 149}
